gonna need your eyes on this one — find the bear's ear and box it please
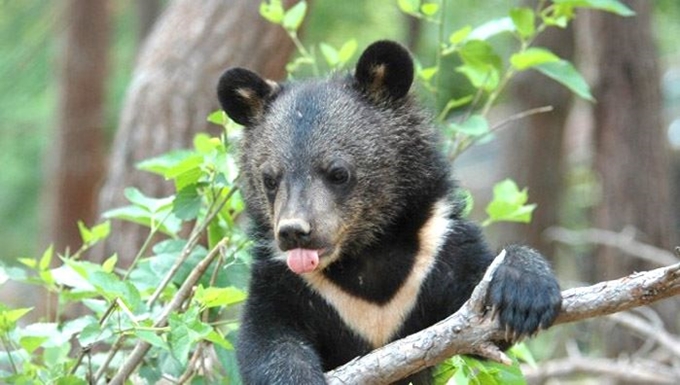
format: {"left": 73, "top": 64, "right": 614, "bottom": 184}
{"left": 354, "top": 40, "right": 414, "bottom": 101}
{"left": 216, "top": 68, "right": 277, "bottom": 126}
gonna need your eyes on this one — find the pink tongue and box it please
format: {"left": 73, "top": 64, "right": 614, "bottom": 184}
{"left": 286, "top": 249, "right": 319, "bottom": 274}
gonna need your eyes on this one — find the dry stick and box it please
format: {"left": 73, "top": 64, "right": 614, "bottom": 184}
{"left": 523, "top": 356, "right": 678, "bottom": 384}
{"left": 608, "top": 311, "right": 680, "bottom": 358}
{"left": 546, "top": 226, "right": 679, "bottom": 267}
{"left": 108, "top": 238, "right": 229, "bottom": 385}
{"left": 326, "top": 252, "right": 680, "bottom": 385}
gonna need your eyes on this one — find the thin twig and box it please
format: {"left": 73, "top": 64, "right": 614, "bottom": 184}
{"left": 147, "top": 190, "right": 232, "bottom": 307}
{"left": 546, "top": 226, "right": 679, "bottom": 266}
{"left": 108, "top": 238, "right": 229, "bottom": 385}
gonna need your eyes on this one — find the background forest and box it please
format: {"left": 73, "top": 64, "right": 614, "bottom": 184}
{"left": 1, "top": 0, "right": 679, "bottom": 383}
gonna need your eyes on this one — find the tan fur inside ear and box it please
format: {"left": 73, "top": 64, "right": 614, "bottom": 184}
{"left": 370, "top": 64, "right": 387, "bottom": 93}
{"left": 236, "top": 87, "right": 264, "bottom": 116}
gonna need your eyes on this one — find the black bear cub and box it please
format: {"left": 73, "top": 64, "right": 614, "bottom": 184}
{"left": 216, "top": 41, "right": 561, "bottom": 384}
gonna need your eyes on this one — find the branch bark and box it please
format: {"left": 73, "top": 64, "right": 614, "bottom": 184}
{"left": 325, "top": 252, "right": 680, "bottom": 385}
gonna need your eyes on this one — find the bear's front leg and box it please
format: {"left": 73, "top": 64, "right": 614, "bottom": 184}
{"left": 237, "top": 320, "right": 326, "bottom": 385}
{"left": 487, "top": 244, "right": 562, "bottom": 341}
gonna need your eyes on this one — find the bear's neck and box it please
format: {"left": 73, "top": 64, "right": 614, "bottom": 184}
{"left": 321, "top": 191, "right": 453, "bottom": 304}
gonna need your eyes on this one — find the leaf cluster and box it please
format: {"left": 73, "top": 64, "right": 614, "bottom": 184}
{"left": 0, "top": 118, "right": 249, "bottom": 384}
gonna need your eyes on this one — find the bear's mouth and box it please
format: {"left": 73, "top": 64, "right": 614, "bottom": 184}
{"left": 286, "top": 248, "right": 321, "bottom": 274}
{"left": 282, "top": 247, "right": 337, "bottom": 274}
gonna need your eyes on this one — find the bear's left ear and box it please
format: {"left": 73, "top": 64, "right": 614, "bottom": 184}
{"left": 216, "top": 68, "right": 277, "bottom": 126}
{"left": 354, "top": 40, "right": 414, "bottom": 101}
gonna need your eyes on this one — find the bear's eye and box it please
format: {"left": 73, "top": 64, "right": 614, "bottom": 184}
{"left": 262, "top": 173, "right": 279, "bottom": 192}
{"left": 326, "top": 164, "right": 351, "bottom": 185}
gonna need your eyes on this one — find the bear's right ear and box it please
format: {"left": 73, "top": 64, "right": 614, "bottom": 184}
{"left": 216, "top": 68, "right": 276, "bottom": 126}
{"left": 354, "top": 40, "right": 414, "bottom": 101}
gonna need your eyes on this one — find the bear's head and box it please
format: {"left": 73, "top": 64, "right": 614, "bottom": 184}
{"left": 217, "top": 41, "right": 451, "bottom": 274}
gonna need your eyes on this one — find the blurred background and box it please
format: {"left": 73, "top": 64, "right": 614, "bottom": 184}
{"left": 0, "top": 0, "right": 679, "bottom": 383}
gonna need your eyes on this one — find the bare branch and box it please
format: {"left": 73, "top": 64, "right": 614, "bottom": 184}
{"left": 545, "top": 227, "right": 678, "bottom": 266}
{"left": 608, "top": 311, "right": 680, "bottom": 358}
{"left": 326, "top": 253, "right": 680, "bottom": 385}
{"left": 522, "top": 356, "right": 678, "bottom": 384}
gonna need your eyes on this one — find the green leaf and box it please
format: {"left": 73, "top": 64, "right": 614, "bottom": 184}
{"left": 168, "top": 309, "right": 212, "bottom": 364}
{"left": 102, "top": 254, "right": 118, "bottom": 273}
{"left": 207, "top": 110, "right": 228, "bottom": 126}
{"left": 19, "top": 336, "right": 48, "bottom": 354}
{"left": 449, "top": 25, "right": 472, "bottom": 45}
{"left": 337, "top": 39, "right": 358, "bottom": 65}
{"left": 462, "top": 355, "right": 527, "bottom": 385}
{"left": 205, "top": 330, "right": 234, "bottom": 350}
{"left": 282, "top": 1, "right": 307, "bottom": 32}
{"left": 553, "top": 0, "right": 635, "bottom": 16}
{"left": 195, "top": 286, "right": 247, "bottom": 309}
{"left": 78, "top": 221, "right": 111, "bottom": 246}
{"left": 135, "top": 329, "right": 169, "bottom": 350}
{"left": 78, "top": 322, "right": 113, "bottom": 346}
{"left": 420, "top": 2, "right": 439, "bottom": 16}
{"left": 39, "top": 244, "right": 54, "bottom": 271}
{"left": 124, "top": 187, "right": 174, "bottom": 213}
{"left": 535, "top": 60, "right": 594, "bottom": 101}
{"left": 510, "top": 47, "right": 560, "bottom": 70}
{"left": 510, "top": 342, "right": 537, "bottom": 367}
{"left": 444, "top": 95, "right": 473, "bottom": 110}
{"left": 469, "top": 17, "right": 515, "bottom": 40}
{"left": 543, "top": 4, "right": 573, "bottom": 28}
{"left": 457, "top": 40, "right": 502, "bottom": 91}
{"left": 193, "top": 133, "right": 221, "bottom": 154}
{"left": 55, "top": 375, "right": 88, "bottom": 385}
{"left": 259, "top": 0, "right": 285, "bottom": 24}
{"left": 483, "top": 179, "right": 536, "bottom": 226}
{"left": 173, "top": 184, "right": 202, "bottom": 220}
{"left": 319, "top": 43, "right": 340, "bottom": 66}
{"left": 136, "top": 150, "right": 196, "bottom": 177}
{"left": 0, "top": 307, "right": 33, "bottom": 333}
{"left": 449, "top": 115, "right": 489, "bottom": 137}
{"left": 90, "top": 271, "right": 142, "bottom": 311}
{"left": 397, "top": 0, "right": 421, "bottom": 15}
{"left": 52, "top": 263, "right": 96, "bottom": 291}
{"left": 418, "top": 66, "right": 438, "bottom": 81}
{"left": 103, "top": 205, "right": 181, "bottom": 237}
{"left": 510, "top": 7, "right": 535, "bottom": 39}
{"left": 18, "top": 257, "right": 36, "bottom": 269}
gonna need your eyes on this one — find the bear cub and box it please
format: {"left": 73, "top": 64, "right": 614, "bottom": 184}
{"left": 216, "top": 40, "right": 562, "bottom": 384}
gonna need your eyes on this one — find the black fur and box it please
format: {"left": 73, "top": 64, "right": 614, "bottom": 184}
{"left": 216, "top": 41, "right": 562, "bottom": 385}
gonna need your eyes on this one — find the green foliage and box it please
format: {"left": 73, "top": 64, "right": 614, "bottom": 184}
{"left": 483, "top": 179, "right": 537, "bottom": 227}
{"left": 433, "top": 350, "right": 530, "bottom": 385}
{"left": 0, "top": 117, "right": 249, "bottom": 382}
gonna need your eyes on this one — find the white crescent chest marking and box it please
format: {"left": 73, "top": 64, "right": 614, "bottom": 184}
{"left": 302, "top": 199, "right": 453, "bottom": 348}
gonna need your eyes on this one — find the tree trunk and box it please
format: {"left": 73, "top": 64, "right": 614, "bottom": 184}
{"left": 95, "top": 0, "right": 297, "bottom": 264}
{"left": 509, "top": 24, "right": 575, "bottom": 260}
{"left": 44, "top": 0, "right": 109, "bottom": 254}
{"left": 590, "top": 0, "right": 676, "bottom": 354}
{"left": 135, "top": 0, "right": 161, "bottom": 46}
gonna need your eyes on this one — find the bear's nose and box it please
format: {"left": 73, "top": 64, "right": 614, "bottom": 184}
{"left": 277, "top": 218, "right": 312, "bottom": 249}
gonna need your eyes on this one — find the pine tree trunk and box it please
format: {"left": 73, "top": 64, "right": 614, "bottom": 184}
{"left": 44, "top": 0, "right": 109, "bottom": 254}
{"left": 95, "top": 0, "right": 297, "bottom": 264}
{"left": 590, "top": 0, "right": 677, "bottom": 355}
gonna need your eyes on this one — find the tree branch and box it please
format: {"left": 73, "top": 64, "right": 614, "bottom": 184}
{"left": 325, "top": 251, "right": 680, "bottom": 385}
